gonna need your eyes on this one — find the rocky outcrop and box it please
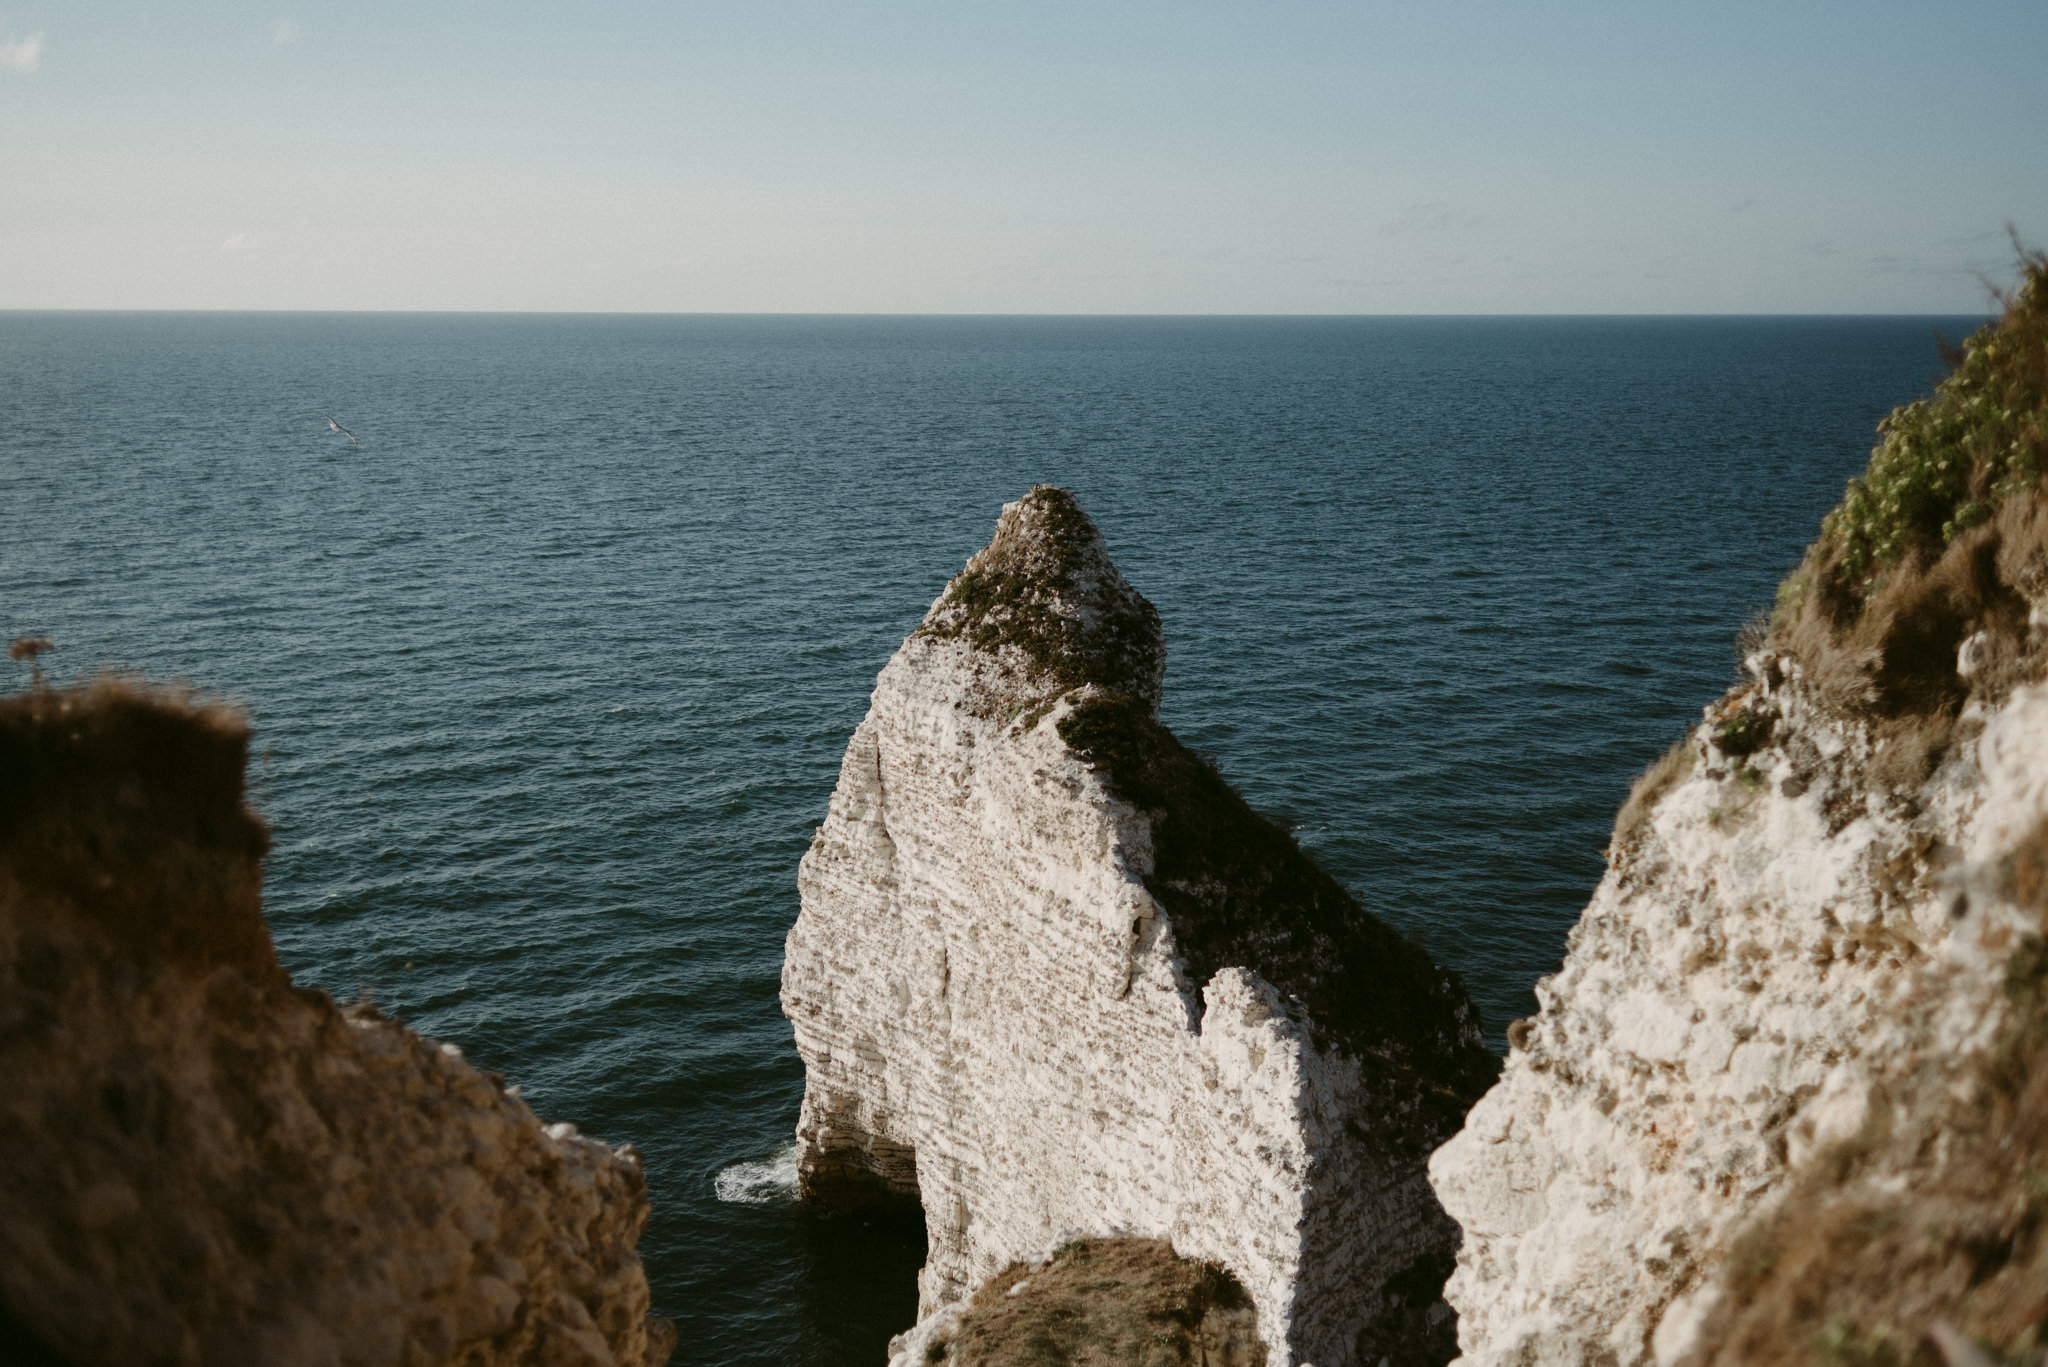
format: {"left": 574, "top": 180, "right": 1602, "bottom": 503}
{"left": 0, "top": 680, "right": 674, "bottom": 1367}
{"left": 1428, "top": 655, "right": 2019, "bottom": 1364}
{"left": 781, "top": 487, "right": 1494, "bottom": 1367}
{"left": 1678, "top": 787, "right": 2048, "bottom": 1365}
{"left": 889, "top": 1236, "right": 1265, "bottom": 1367}
{"left": 1430, "top": 252, "right": 2048, "bottom": 1366}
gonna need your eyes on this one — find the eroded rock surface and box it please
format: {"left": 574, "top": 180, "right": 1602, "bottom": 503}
{"left": 0, "top": 681, "right": 674, "bottom": 1367}
{"left": 782, "top": 486, "right": 1493, "bottom": 1367}
{"left": 1432, "top": 666, "right": 2048, "bottom": 1367}
{"left": 1677, "top": 777, "right": 2048, "bottom": 1365}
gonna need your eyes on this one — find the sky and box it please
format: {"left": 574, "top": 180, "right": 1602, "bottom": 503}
{"left": 1, "top": 1, "right": 2044, "bottom": 313}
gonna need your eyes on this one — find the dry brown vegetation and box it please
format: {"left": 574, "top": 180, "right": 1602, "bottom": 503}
{"left": 1775, "top": 509, "right": 2042, "bottom": 723}
{"left": 1866, "top": 709, "right": 1966, "bottom": 797}
{"left": 932, "top": 1238, "right": 1264, "bottom": 1367}
{"left": 1611, "top": 737, "right": 1696, "bottom": 853}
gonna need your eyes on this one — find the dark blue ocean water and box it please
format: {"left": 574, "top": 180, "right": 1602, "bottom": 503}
{"left": 0, "top": 312, "right": 1984, "bottom": 1364}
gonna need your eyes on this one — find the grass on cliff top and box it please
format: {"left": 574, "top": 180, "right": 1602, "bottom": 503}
{"left": 930, "top": 1237, "right": 1264, "bottom": 1367}
{"left": 916, "top": 486, "right": 1163, "bottom": 715}
{"left": 1772, "top": 242, "right": 2048, "bottom": 720}
{"left": 1820, "top": 238, "right": 2048, "bottom": 592}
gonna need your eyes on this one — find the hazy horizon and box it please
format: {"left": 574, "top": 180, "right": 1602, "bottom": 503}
{"left": 4, "top": 1, "right": 2044, "bottom": 315}
{"left": 0, "top": 307, "right": 2009, "bottom": 318}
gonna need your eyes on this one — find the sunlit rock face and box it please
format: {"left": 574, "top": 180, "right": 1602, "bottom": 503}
{"left": 1429, "top": 657, "right": 2048, "bottom": 1367}
{"left": 0, "top": 681, "right": 674, "bottom": 1367}
{"left": 782, "top": 486, "right": 1495, "bottom": 1367}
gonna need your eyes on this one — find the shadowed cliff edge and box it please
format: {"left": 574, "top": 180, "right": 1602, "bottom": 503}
{"left": 0, "top": 679, "right": 675, "bottom": 1367}
{"left": 783, "top": 486, "right": 1495, "bottom": 1367}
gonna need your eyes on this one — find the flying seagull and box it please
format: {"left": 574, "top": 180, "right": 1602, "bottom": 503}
{"left": 326, "top": 415, "right": 359, "bottom": 445}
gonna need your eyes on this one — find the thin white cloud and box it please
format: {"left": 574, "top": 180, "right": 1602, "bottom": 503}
{"left": 1862, "top": 252, "right": 1993, "bottom": 279}
{"left": 271, "top": 18, "right": 297, "bottom": 47}
{"left": 221, "top": 232, "right": 267, "bottom": 254}
{"left": 0, "top": 31, "right": 42, "bottom": 73}
{"left": 1381, "top": 202, "right": 1485, "bottom": 238}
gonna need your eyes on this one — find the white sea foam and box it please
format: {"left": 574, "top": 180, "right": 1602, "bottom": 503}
{"left": 714, "top": 1144, "right": 801, "bottom": 1205}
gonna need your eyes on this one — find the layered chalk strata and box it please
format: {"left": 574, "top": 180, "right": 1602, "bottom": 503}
{"left": 783, "top": 487, "right": 1494, "bottom": 1367}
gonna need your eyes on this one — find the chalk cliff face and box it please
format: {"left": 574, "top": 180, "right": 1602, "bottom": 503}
{"left": 0, "top": 681, "right": 673, "bottom": 1367}
{"left": 782, "top": 487, "right": 1494, "bottom": 1367}
{"left": 1430, "top": 256, "right": 2048, "bottom": 1366}
{"left": 1428, "top": 656, "right": 2009, "bottom": 1364}
{"left": 1433, "top": 663, "right": 2048, "bottom": 1367}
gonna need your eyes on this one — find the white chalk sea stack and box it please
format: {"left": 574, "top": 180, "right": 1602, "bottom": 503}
{"left": 781, "top": 486, "right": 1496, "bottom": 1367}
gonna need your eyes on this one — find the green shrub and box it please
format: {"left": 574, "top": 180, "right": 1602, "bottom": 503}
{"left": 1768, "top": 241, "right": 2048, "bottom": 725}
{"left": 1820, "top": 239, "right": 2048, "bottom": 592}
{"left": 1716, "top": 709, "right": 1773, "bottom": 758}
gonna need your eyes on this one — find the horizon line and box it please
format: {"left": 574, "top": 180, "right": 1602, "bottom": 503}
{"left": 0, "top": 307, "right": 1999, "bottom": 320}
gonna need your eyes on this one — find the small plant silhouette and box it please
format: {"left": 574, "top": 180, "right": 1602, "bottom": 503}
{"left": 9, "top": 636, "right": 53, "bottom": 687}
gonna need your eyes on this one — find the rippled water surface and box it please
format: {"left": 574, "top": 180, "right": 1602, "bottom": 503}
{"left": 0, "top": 311, "right": 1984, "bottom": 1363}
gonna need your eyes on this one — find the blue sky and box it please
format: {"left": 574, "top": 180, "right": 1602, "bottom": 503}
{"left": 2, "top": 1, "right": 2043, "bottom": 312}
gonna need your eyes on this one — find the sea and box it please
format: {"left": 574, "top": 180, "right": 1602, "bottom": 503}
{"left": 0, "top": 311, "right": 1988, "bottom": 1364}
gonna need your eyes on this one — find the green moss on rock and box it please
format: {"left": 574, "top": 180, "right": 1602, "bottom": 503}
{"left": 916, "top": 486, "right": 1165, "bottom": 719}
